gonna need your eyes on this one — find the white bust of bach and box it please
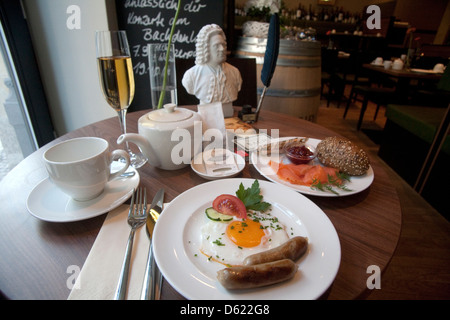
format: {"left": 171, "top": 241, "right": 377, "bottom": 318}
{"left": 182, "top": 24, "right": 242, "bottom": 117}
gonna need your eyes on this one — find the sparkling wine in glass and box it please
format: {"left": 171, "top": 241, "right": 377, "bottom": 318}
{"left": 95, "top": 30, "right": 147, "bottom": 168}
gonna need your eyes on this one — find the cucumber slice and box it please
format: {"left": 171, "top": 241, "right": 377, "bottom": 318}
{"left": 205, "top": 207, "right": 233, "bottom": 222}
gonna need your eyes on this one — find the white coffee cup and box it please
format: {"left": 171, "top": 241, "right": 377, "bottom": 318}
{"left": 383, "top": 60, "right": 392, "bottom": 69}
{"left": 43, "top": 137, "right": 131, "bottom": 201}
{"left": 433, "top": 63, "right": 445, "bottom": 73}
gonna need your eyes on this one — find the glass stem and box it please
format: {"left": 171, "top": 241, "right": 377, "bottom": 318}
{"left": 117, "top": 109, "right": 131, "bottom": 151}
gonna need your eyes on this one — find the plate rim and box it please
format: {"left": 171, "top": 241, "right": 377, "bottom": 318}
{"left": 153, "top": 178, "right": 341, "bottom": 300}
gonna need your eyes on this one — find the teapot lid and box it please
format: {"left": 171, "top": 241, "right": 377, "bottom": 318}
{"left": 147, "top": 104, "right": 193, "bottom": 123}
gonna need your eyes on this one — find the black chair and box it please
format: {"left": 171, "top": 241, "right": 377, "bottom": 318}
{"left": 227, "top": 56, "right": 257, "bottom": 108}
{"left": 175, "top": 57, "right": 257, "bottom": 109}
{"left": 336, "top": 51, "right": 372, "bottom": 108}
{"left": 412, "top": 87, "right": 450, "bottom": 108}
{"left": 321, "top": 48, "right": 345, "bottom": 107}
{"left": 343, "top": 67, "right": 396, "bottom": 130}
{"left": 411, "top": 61, "right": 450, "bottom": 108}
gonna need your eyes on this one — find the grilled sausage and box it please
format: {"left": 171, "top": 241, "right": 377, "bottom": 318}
{"left": 217, "top": 259, "right": 297, "bottom": 289}
{"left": 243, "top": 236, "right": 308, "bottom": 266}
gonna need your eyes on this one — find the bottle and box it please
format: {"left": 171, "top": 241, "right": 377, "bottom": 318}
{"left": 305, "top": 4, "right": 311, "bottom": 21}
{"left": 338, "top": 7, "right": 344, "bottom": 22}
{"left": 323, "top": 8, "right": 329, "bottom": 21}
{"left": 312, "top": 7, "right": 318, "bottom": 21}
{"left": 296, "top": 4, "right": 302, "bottom": 20}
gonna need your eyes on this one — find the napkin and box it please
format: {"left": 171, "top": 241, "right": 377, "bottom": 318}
{"left": 197, "top": 102, "right": 226, "bottom": 137}
{"left": 68, "top": 204, "right": 153, "bottom": 300}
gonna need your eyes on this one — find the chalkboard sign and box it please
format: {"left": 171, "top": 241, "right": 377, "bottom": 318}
{"left": 115, "top": 0, "right": 225, "bottom": 111}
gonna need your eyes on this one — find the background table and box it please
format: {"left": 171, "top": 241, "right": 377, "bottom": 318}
{"left": 0, "top": 108, "right": 401, "bottom": 300}
{"left": 363, "top": 63, "right": 442, "bottom": 97}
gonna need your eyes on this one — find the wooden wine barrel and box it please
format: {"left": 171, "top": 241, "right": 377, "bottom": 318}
{"left": 234, "top": 37, "right": 321, "bottom": 122}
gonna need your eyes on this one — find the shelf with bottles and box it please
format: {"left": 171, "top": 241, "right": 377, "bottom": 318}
{"left": 235, "top": 15, "right": 359, "bottom": 40}
{"left": 235, "top": 4, "right": 362, "bottom": 26}
{"left": 235, "top": 11, "right": 360, "bottom": 39}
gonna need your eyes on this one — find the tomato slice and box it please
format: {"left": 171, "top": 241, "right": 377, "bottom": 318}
{"left": 212, "top": 194, "right": 247, "bottom": 219}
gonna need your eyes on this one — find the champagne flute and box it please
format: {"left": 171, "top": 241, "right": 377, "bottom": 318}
{"left": 95, "top": 30, "right": 147, "bottom": 168}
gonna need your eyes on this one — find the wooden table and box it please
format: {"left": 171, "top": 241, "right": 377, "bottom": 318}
{"left": 363, "top": 63, "right": 442, "bottom": 97}
{"left": 0, "top": 108, "right": 402, "bottom": 300}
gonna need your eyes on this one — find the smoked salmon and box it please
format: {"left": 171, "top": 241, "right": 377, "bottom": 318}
{"left": 269, "top": 160, "right": 341, "bottom": 186}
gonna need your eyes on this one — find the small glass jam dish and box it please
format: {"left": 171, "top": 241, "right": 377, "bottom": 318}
{"left": 283, "top": 142, "right": 316, "bottom": 165}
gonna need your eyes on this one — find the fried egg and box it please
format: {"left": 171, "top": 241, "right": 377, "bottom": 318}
{"left": 200, "top": 211, "right": 289, "bottom": 266}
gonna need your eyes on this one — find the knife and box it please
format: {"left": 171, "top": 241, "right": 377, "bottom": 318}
{"left": 140, "top": 188, "right": 164, "bottom": 300}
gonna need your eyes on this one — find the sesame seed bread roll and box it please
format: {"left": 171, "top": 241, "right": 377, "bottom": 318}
{"left": 316, "top": 136, "right": 370, "bottom": 176}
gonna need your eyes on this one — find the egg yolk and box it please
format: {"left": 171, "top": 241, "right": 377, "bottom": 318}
{"left": 226, "top": 219, "right": 265, "bottom": 248}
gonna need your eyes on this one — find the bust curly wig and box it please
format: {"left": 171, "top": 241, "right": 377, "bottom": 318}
{"left": 195, "top": 24, "right": 226, "bottom": 65}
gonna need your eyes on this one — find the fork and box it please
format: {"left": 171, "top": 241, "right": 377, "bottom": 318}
{"left": 114, "top": 187, "right": 147, "bottom": 300}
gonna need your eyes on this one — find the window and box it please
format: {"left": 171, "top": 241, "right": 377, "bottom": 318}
{"left": 0, "top": 0, "right": 55, "bottom": 180}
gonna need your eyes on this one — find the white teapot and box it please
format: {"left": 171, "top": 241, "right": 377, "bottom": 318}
{"left": 118, "top": 104, "right": 202, "bottom": 170}
{"left": 392, "top": 59, "right": 404, "bottom": 70}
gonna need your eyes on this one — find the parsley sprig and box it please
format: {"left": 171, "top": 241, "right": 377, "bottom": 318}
{"left": 236, "top": 180, "right": 271, "bottom": 212}
{"left": 310, "top": 172, "right": 352, "bottom": 195}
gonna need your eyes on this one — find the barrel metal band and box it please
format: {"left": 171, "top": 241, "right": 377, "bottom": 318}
{"left": 237, "top": 37, "right": 321, "bottom": 56}
{"left": 277, "top": 57, "right": 320, "bottom": 67}
{"left": 257, "top": 87, "right": 321, "bottom": 98}
{"left": 234, "top": 53, "right": 320, "bottom": 67}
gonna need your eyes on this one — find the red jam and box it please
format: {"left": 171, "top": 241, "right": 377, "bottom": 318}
{"left": 286, "top": 145, "right": 315, "bottom": 164}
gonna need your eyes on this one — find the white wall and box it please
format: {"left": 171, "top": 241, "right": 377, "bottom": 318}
{"left": 23, "top": 0, "right": 116, "bottom": 136}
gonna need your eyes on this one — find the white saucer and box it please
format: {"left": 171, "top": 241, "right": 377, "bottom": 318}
{"left": 191, "top": 149, "right": 245, "bottom": 180}
{"left": 26, "top": 163, "right": 140, "bottom": 222}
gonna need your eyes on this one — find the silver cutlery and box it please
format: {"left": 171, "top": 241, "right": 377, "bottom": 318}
{"left": 141, "top": 188, "right": 164, "bottom": 300}
{"left": 114, "top": 187, "right": 147, "bottom": 300}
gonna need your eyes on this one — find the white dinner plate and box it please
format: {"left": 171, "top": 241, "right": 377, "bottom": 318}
{"left": 26, "top": 162, "right": 139, "bottom": 222}
{"left": 153, "top": 178, "right": 341, "bottom": 300}
{"left": 250, "top": 137, "right": 374, "bottom": 197}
